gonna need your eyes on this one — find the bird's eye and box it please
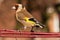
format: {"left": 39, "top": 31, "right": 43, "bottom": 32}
{"left": 15, "top": 5, "right": 19, "bottom": 10}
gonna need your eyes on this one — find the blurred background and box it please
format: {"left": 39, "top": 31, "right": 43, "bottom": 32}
{"left": 17, "top": 0, "right": 60, "bottom": 32}
{"left": 0, "top": 0, "right": 59, "bottom": 32}
{"left": 0, "top": 0, "right": 60, "bottom": 40}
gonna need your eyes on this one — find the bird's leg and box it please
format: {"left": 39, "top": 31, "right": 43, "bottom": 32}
{"left": 30, "top": 26, "right": 34, "bottom": 32}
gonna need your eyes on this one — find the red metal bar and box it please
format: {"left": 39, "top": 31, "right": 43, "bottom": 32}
{"left": 0, "top": 29, "right": 60, "bottom": 38}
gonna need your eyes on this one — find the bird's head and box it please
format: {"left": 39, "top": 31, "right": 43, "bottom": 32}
{"left": 12, "top": 4, "right": 23, "bottom": 12}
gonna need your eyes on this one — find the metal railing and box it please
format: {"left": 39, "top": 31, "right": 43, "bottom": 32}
{"left": 0, "top": 29, "right": 60, "bottom": 38}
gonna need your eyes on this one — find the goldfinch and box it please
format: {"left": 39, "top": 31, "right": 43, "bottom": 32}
{"left": 12, "top": 4, "right": 44, "bottom": 31}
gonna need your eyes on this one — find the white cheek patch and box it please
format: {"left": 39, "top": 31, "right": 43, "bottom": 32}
{"left": 19, "top": 4, "right": 22, "bottom": 8}
{"left": 18, "top": 4, "right": 22, "bottom": 10}
{"left": 16, "top": 4, "right": 23, "bottom": 12}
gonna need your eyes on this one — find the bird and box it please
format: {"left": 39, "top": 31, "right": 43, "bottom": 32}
{"left": 12, "top": 4, "right": 44, "bottom": 31}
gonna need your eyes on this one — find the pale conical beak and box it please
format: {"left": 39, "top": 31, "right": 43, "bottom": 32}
{"left": 12, "top": 6, "right": 16, "bottom": 10}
